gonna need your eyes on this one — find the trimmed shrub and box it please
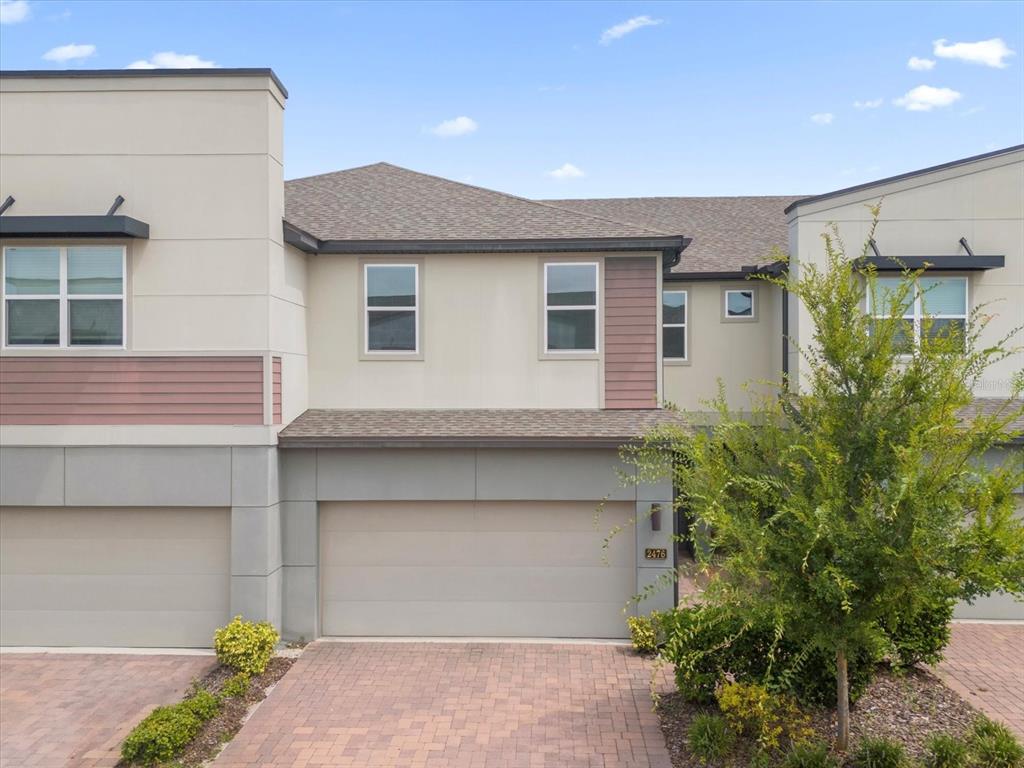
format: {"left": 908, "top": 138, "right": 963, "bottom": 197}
{"left": 715, "top": 681, "right": 812, "bottom": 751}
{"left": 687, "top": 712, "right": 735, "bottom": 762}
{"left": 659, "top": 604, "right": 877, "bottom": 706}
{"left": 779, "top": 741, "right": 840, "bottom": 768}
{"left": 880, "top": 592, "right": 954, "bottom": 667}
{"left": 222, "top": 671, "right": 251, "bottom": 699}
{"left": 213, "top": 615, "right": 278, "bottom": 675}
{"left": 969, "top": 717, "right": 1024, "bottom": 768}
{"left": 120, "top": 692, "right": 220, "bottom": 765}
{"left": 627, "top": 614, "right": 659, "bottom": 654}
{"left": 852, "top": 737, "right": 907, "bottom": 768}
{"left": 923, "top": 733, "right": 969, "bottom": 768}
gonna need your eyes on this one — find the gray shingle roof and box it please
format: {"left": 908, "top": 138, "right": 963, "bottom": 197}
{"left": 960, "top": 397, "right": 1024, "bottom": 438}
{"left": 284, "top": 163, "right": 672, "bottom": 242}
{"left": 543, "top": 196, "right": 800, "bottom": 274}
{"left": 278, "top": 408, "right": 686, "bottom": 447}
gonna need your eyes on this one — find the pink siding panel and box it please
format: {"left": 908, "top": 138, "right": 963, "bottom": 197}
{"left": 0, "top": 356, "right": 268, "bottom": 425}
{"left": 272, "top": 356, "right": 282, "bottom": 425}
{"left": 604, "top": 257, "right": 658, "bottom": 410}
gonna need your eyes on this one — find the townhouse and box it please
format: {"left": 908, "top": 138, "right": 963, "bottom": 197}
{"left": 0, "top": 69, "right": 1020, "bottom": 647}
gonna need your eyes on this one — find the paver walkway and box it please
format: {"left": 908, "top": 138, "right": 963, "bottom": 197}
{"left": 0, "top": 652, "right": 216, "bottom": 768}
{"left": 934, "top": 622, "right": 1024, "bottom": 739}
{"left": 214, "top": 641, "right": 673, "bottom": 768}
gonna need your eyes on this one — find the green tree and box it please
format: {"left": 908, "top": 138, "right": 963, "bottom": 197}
{"left": 626, "top": 211, "right": 1024, "bottom": 750}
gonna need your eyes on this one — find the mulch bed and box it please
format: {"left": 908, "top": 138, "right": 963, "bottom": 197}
{"left": 178, "top": 656, "right": 294, "bottom": 767}
{"left": 118, "top": 655, "right": 295, "bottom": 768}
{"left": 657, "top": 664, "right": 983, "bottom": 767}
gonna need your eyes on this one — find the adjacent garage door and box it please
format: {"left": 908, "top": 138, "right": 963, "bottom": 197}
{"left": 320, "top": 501, "right": 636, "bottom": 638}
{"left": 0, "top": 507, "right": 230, "bottom": 647}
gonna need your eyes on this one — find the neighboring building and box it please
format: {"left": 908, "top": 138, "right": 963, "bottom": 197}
{"left": 0, "top": 70, "right": 1020, "bottom": 647}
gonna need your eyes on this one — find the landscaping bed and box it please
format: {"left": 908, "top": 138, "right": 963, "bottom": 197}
{"left": 656, "top": 662, "right": 1017, "bottom": 768}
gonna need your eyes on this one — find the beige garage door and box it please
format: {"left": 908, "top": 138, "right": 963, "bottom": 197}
{"left": 320, "top": 501, "right": 636, "bottom": 638}
{"left": 0, "top": 507, "right": 230, "bottom": 647}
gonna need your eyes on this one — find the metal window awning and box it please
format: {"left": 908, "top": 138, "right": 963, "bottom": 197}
{"left": 0, "top": 215, "right": 149, "bottom": 239}
{"left": 856, "top": 238, "right": 1004, "bottom": 271}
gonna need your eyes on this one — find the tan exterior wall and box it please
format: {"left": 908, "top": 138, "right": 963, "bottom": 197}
{"left": 0, "top": 73, "right": 296, "bottom": 437}
{"left": 306, "top": 251, "right": 658, "bottom": 409}
{"left": 662, "top": 280, "right": 783, "bottom": 412}
{"left": 787, "top": 150, "right": 1023, "bottom": 395}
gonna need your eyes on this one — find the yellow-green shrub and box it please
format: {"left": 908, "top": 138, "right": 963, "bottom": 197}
{"left": 221, "top": 671, "right": 251, "bottom": 699}
{"left": 213, "top": 615, "right": 278, "bottom": 675}
{"left": 120, "top": 690, "right": 220, "bottom": 765}
{"left": 627, "top": 614, "right": 659, "bottom": 654}
{"left": 715, "top": 681, "right": 813, "bottom": 752}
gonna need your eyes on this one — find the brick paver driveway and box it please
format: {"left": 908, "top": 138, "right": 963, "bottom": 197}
{"left": 214, "top": 641, "right": 673, "bottom": 768}
{"left": 934, "top": 622, "right": 1024, "bottom": 739}
{"left": 0, "top": 652, "right": 216, "bottom": 768}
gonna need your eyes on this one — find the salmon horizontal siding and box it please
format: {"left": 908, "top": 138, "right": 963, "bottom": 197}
{"left": 0, "top": 356, "right": 269, "bottom": 425}
{"left": 604, "top": 257, "right": 658, "bottom": 410}
{"left": 272, "top": 356, "right": 282, "bottom": 425}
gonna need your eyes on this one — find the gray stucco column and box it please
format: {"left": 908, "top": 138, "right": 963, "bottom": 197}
{"left": 229, "top": 446, "right": 283, "bottom": 630}
{"left": 278, "top": 448, "right": 319, "bottom": 641}
{"left": 635, "top": 474, "right": 676, "bottom": 615}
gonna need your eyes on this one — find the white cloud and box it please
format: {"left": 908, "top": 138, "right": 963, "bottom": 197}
{"left": 42, "top": 42, "right": 95, "bottom": 62}
{"left": 893, "top": 85, "right": 962, "bottom": 112}
{"left": 907, "top": 56, "right": 935, "bottom": 71}
{"left": 600, "top": 15, "right": 663, "bottom": 45}
{"left": 430, "top": 116, "right": 478, "bottom": 138}
{"left": 810, "top": 112, "right": 834, "bottom": 125}
{"left": 853, "top": 98, "right": 883, "bottom": 109}
{"left": 125, "top": 52, "right": 217, "bottom": 69}
{"left": 933, "top": 38, "right": 1014, "bottom": 68}
{"left": 547, "top": 163, "right": 585, "bottom": 180}
{"left": 0, "top": 0, "right": 29, "bottom": 24}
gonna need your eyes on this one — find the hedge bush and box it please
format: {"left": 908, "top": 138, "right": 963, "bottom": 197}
{"left": 120, "top": 690, "right": 220, "bottom": 765}
{"left": 213, "top": 615, "right": 278, "bottom": 675}
{"left": 222, "top": 671, "right": 251, "bottom": 699}
{"left": 715, "top": 681, "right": 812, "bottom": 751}
{"left": 658, "top": 604, "right": 878, "bottom": 706}
{"left": 879, "top": 592, "right": 954, "bottom": 667}
{"left": 627, "top": 614, "right": 659, "bottom": 654}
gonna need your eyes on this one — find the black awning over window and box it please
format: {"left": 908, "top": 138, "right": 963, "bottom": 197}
{"left": 0, "top": 215, "right": 149, "bottom": 239}
{"left": 858, "top": 254, "right": 1004, "bottom": 271}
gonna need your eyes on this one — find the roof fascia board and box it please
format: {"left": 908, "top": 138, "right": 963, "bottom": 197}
{"left": 0, "top": 215, "right": 150, "bottom": 239}
{"left": 0, "top": 67, "right": 288, "bottom": 99}
{"left": 277, "top": 437, "right": 636, "bottom": 449}
{"left": 282, "top": 221, "right": 684, "bottom": 256}
{"left": 784, "top": 144, "right": 1024, "bottom": 216}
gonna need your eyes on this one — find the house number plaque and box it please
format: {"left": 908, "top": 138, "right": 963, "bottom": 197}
{"left": 644, "top": 548, "right": 668, "bottom": 560}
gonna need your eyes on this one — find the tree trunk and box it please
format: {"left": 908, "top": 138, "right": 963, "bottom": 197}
{"left": 836, "top": 648, "right": 850, "bottom": 752}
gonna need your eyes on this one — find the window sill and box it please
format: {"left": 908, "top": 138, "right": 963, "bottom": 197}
{"left": 539, "top": 351, "right": 600, "bottom": 361}
{"left": 663, "top": 358, "right": 691, "bottom": 367}
{"left": 359, "top": 351, "right": 425, "bottom": 362}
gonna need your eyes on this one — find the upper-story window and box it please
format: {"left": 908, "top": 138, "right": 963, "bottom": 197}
{"left": 868, "top": 276, "right": 968, "bottom": 352}
{"left": 544, "top": 262, "right": 599, "bottom": 353}
{"left": 364, "top": 263, "right": 419, "bottom": 354}
{"left": 662, "top": 289, "right": 687, "bottom": 360}
{"left": 3, "top": 245, "right": 125, "bottom": 348}
{"left": 724, "top": 288, "right": 756, "bottom": 320}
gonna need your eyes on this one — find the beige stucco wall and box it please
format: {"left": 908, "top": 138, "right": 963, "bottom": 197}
{"left": 306, "top": 251, "right": 657, "bottom": 409}
{"left": 0, "top": 73, "right": 302, "bottom": 434}
{"left": 662, "top": 280, "right": 783, "bottom": 412}
{"left": 787, "top": 149, "right": 1024, "bottom": 396}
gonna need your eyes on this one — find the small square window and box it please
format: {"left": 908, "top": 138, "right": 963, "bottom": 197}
{"left": 725, "top": 289, "right": 755, "bottom": 318}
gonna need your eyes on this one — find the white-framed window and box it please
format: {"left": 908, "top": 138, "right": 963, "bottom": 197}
{"left": 724, "top": 288, "right": 755, "bottom": 319}
{"left": 662, "top": 289, "right": 687, "bottom": 360}
{"left": 544, "top": 262, "right": 599, "bottom": 353}
{"left": 364, "top": 263, "right": 419, "bottom": 354}
{"left": 2, "top": 245, "right": 126, "bottom": 348}
{"left": 867, "top": 275, "right": 968, "bottom": 352}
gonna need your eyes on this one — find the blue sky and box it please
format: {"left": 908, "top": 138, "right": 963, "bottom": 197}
{"left": 1, "top": 0, "right": 1021, "bottom": 198}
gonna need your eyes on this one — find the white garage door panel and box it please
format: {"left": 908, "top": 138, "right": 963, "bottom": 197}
{"left": 0, "top": 507, "right": 230, "bottom": 647}
{"left": 320, "top": 501, "right": 635, "bottom": 638}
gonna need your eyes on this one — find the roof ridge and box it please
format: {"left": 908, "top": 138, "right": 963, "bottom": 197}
{"left": 544, "top": 194, "right": 804, "bottom": 203}
{"left": 286, "top": 161, "right": 391, "bottom": 184}
{"left": 288, "top": 162, "right": 676, "bottom": 238}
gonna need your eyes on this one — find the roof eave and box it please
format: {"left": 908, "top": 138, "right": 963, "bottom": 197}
{"left": 283, "top": 220, "right": 686, "bottom": 257}
{"left": 277, "top": 435, "right": 641, "bottom": 449}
